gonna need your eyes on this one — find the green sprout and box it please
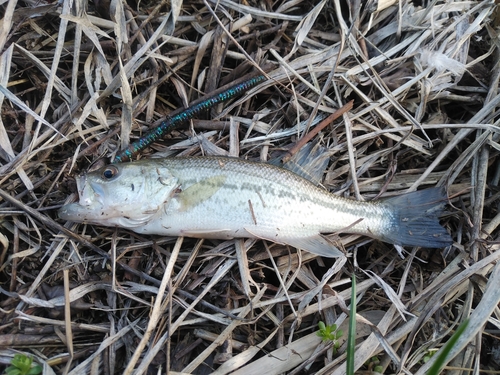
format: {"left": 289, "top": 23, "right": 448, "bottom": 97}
{"left": 4, "top": 354, "right": 42, "bottom": 375}
{"left": 317, "top": 321, "right": 343, "bottom": 355}
{"left": 364, "top": 356, "right": 383, "bottom": 373}
{"left": 422, "top": 348, "right": 438, "bottom": 363}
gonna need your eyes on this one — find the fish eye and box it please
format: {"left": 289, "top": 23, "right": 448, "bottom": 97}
{"left": 102, "top": 165, "right": 119, "bottom": 180}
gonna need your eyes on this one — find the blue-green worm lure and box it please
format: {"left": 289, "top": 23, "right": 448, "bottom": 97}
{"left": 113, "top": 75, "right": 266, "bottom": 163}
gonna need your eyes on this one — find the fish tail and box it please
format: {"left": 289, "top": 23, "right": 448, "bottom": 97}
{"left": 380, "top": 188, "right": 453, "bottom": 248}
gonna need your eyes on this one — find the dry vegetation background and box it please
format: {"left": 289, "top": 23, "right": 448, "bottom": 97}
{"left": 0, "top": 0, "right": 500, "bottom": 374}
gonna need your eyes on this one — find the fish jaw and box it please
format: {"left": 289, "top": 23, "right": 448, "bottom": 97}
{"left": 58, "top": 174, "right": 132, "bottom": 225}
{"left": 58, "top": 161, "right": 179, "bottom": 228}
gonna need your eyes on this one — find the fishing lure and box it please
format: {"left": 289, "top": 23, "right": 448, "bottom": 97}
{"left": 113, "top": 75, "right": 266, "bottom": 163}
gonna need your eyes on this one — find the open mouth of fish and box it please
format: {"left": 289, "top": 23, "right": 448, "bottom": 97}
{"left": 58, "top": 174, "right": 106, "bottom": 221}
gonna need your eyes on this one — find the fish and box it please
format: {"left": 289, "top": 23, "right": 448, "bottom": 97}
{"left": 58, "top": 157, "right": 453, "bottom": 257}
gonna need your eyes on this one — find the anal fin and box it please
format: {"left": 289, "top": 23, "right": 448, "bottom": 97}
{"left": 245, "top": 228, "right": 344, "bottom": 258}
{"left": 282, "top": 234, "right": 345, "bottom": 258}
{"left": 181, "top": 229, "right": 234, "bottom": 239}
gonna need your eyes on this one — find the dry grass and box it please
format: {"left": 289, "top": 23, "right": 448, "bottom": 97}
{"left": 1, "top": 0, "right": 499, "bottom": 374}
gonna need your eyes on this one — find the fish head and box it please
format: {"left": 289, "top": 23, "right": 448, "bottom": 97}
{"left": 58, "top": 161, "right": 178, "bottom": 228}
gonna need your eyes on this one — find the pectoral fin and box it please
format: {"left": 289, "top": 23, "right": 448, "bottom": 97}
{"left": 244, "top": 228, "right": 344, "bottom": 258}
{"left": 176, "top": 175, "right": 227, "bottom": 211}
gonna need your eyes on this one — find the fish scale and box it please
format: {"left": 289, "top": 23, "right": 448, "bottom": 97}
{"left": 158, "top": 157, "right": 382, "bottom": 235}
{"left": 59, "top": 157, "right": 453, "bottom": 257}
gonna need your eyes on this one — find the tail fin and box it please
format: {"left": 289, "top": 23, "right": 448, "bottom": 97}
{"left": 380, "top": 188, "right": 453, "bottom": 248}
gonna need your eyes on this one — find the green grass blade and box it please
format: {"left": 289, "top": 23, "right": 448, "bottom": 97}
{"left": 346, "top": 275, "right": 356, "bottom": 375}
{"left": 426, "top": 319, "right": 469, "bottom": 375}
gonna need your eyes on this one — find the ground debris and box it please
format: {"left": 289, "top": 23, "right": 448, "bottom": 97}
{"left": 0, "top": 0, "right": 499, "bottom": 374}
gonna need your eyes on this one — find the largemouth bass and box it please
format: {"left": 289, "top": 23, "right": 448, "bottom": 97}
{"left": 58, "top": 157, "right": 452, "bottom": 257}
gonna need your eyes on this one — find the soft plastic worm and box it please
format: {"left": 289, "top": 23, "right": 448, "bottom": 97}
{"left": 113, "top": 75, "right": 266, "bottom": 163}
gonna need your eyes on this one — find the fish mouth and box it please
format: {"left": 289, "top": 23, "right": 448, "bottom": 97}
{"left": 77, "top": 174, "right": 93, "bottom": 206}
{"left": 58, "top": 174, "right": 104, "bottom": 221}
